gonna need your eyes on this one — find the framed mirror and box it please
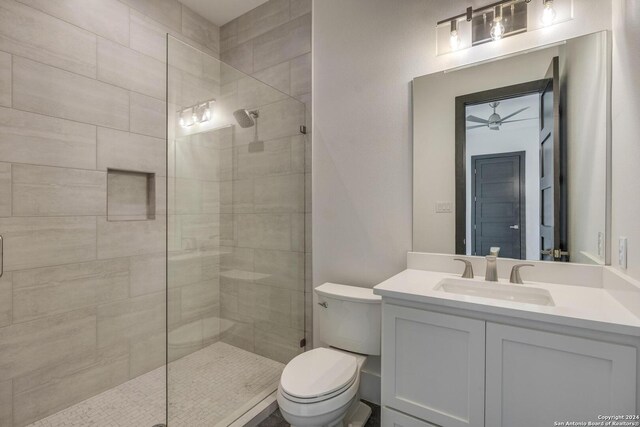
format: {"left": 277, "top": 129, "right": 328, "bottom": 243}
{"left": 413, "top": 31, "right": 610, "bottom": 264}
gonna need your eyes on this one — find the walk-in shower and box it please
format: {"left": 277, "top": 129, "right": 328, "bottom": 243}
{"left": 13, "top": 36, "right": 308, "bottom": 427}
{"left": 166, "top": 35, "right": 308, "bottom": 425}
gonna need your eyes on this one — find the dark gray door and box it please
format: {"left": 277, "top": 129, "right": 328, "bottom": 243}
{"left": 472, "top": 152, "right": 526, "bottom": 259}
{"left": 539, "top": 56, "right": 567, "bottom": 261}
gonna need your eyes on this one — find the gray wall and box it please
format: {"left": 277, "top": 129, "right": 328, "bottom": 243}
{"left": 220, "top": 0, "right": 313, "bottom": 350}
{"left": 0, "top": 1, "right": 219, "bottom": 426}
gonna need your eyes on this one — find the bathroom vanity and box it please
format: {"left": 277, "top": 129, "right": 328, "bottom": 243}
{"left": 374, "top": 253, "right": 640, "bottom": 427}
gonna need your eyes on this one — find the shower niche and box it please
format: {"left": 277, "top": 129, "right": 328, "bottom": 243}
{"left": 106, "top": 169, "right": 156, "bottom": 221}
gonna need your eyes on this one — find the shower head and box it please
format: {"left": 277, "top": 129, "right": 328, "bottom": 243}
{"left": 233, "top": 109, "right": 258, "bottom": 128}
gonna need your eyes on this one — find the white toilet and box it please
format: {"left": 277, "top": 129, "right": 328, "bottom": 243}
{"left": 277, "top": 283, "right": 381, "bottom": 427}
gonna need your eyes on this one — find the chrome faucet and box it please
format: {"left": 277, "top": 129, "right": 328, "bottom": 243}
{"left": 485, "top": 255, "right": 498, "bottom": 282}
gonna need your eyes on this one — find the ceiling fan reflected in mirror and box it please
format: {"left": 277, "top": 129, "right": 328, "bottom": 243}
{"left": 466, "top": 101, "right": 535, "bottom": 131}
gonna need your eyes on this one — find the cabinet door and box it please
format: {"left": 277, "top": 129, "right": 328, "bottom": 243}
{"left": 382, "top": 305, "right": 485, "bottom": 427}
{"left": 382, "top": 407, "right": 438, "bottom": 427}
{"left": 486, "top": 323, "right": 637, "bottom": 426}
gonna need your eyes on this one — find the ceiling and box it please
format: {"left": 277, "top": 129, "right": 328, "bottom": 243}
{"left": 180, "top": 0, "right": 270, "bottom": 27}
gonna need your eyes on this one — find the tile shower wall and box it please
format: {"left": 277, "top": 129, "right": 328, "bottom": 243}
{"left": 219, "top": 0, "right": 312, "bottom": 362}
{"left": 0, "top": 0, "right": 219, "bottom": 425}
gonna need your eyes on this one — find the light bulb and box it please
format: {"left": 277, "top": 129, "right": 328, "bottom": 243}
{"left": 204, "top": 101, "right": 212, "bottom": 121}
{"left": 449, "top": 20, "right": 461, "bottom": 50}
{"left": 179, "top": 109, "right": 187, "bottom": 128}
{"left": 490, "top": 6, "right": 505, "bottom": 41}
{"left": 490, "top": 20, "right": 505, "bottom": 40}
{"left": 541, "top": 0, "right": 556, "bottom": 26}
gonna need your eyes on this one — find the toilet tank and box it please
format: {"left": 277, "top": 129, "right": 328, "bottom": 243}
{"left": 315, "top": 283, "right": 381, "bottom": 356}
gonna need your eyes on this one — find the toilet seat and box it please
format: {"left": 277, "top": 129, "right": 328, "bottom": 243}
{"left": 279, "top": 348, "right": 358, "bottom": 404}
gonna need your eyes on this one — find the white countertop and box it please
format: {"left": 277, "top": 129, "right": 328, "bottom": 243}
{"left": 374, "top": 269, "right": 640, "bottom": 337}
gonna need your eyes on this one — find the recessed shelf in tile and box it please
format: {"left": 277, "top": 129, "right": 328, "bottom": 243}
{"left": 107, "top": 169, "right": 155, "bottom": 221}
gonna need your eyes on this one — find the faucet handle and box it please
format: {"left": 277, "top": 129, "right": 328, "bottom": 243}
{"left": 510, "top": 264, "right": 534, "bottom": 284}
{"left": 453, "top": 258, "right": 474, "bottom": 279}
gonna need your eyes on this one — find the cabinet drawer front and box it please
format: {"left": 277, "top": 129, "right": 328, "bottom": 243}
{"left": 382, "top": 407, "right": 438, "bottom": 427}
{"left": 382, "top": 304, "right": 485, "bottom": 427}
{"left": 486, "top": 323, "right": 637, "bottom": 426}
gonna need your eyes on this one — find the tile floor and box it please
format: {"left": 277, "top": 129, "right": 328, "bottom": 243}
{"left": 27, "top": 342, "right": 284, "bottom": 427}
{"left": 257, "top": 401, "right": 381, "bottom": 427}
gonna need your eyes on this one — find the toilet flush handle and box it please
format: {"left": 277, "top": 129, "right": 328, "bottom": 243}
{"left": 317, "top": 301, "right": 328, "bottom": 308}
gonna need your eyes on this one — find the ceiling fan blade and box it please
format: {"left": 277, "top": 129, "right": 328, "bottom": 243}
{"left": 466, "top": 115, "right": 489, "bottom": 124}
{"left": 466, "top": 124, "right": 487, "bottom": 130}
{"left": 500, "top": 117, "right": 537, "bottom": 124}
{"left": 497, "top": 107, "right": 529, "bottom": 123}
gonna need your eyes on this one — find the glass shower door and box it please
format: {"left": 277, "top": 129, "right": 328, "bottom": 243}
{"left": 167, "top": 35, "right": 307, "bottom": 426}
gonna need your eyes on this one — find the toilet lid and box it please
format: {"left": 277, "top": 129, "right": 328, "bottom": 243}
{"left": 280, "top": 348, "right": 358, "bottom": 400}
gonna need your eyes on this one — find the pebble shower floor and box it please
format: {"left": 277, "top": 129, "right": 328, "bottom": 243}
{"left": 27, "top": 342, "right": 284, "bottom": 427}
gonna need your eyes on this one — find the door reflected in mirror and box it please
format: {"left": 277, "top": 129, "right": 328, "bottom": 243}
{"left": 413, "top": 31, "right": 610, "bottom": 264}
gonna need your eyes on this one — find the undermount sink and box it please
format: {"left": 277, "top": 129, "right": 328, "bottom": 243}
{"left": 434, "top": 277, "right": 555, "bottom": 306}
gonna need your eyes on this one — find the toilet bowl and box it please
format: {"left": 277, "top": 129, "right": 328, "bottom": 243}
{"left": 276, "top": 283, "right": 381, "bottom": 427}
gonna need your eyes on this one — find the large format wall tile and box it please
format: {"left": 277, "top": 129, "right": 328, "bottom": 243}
{"left": 97, "top": 128, "right": 166, "bottom": 175}
{"left": 130, "top": 92, "right": 166, "bottom": 139}
{"left": 254, "top": 173, "right": 305, "bottom": 213}
{"left": 12, "top": 345, "right": 128, "bottom": 426}
{"left": 130, "top": 10, "right": 168, "bottom": 63}
{"left": 290, "top": 0, "right": 311, "bottom": 19}
{"left": 130, "top": 252, "right": 166, "bottom": 297}
{"left": 0, "top": 107, "right": 96, "bottom": 169}
{"left": 221, "top": 41, "right": 254, "bottom": 75}
{"left": 16, "top": 0, "right": 129, "bottom": 45}
{"left": 290, "top": 52, "right": 311, "bottom": 98}
{"left": 0, "top": 162, "right": 10, "bottom": 217}
{"left": 0, "top": 273, "right": 11, "bottom": 328}
{"left": 12, "top": 259, "right": 129, "bottom": 323}
{"left": 253, "top": 248, "right": 304, "bottom": 290}
{"left": 236, "top": 0, "right": 289, "bottom": 45}
{"left": 0, "top": 51, "right": 10, "bottom": 107}
{"left": 235, "top": 213, "right": 292, "bottom": 251}
{"left": 0, "top": 0, "right": 96, "bottom": 77}
{"left": 97, "top": 216, "right": 165, "bottom": 259}
{"left": 120, "top": 0, "right": 182, "bottom": 33}
{"left": 129, "top": 329, "right": 165, "bottom": 378}
{"left": 0, "top": 307, "right": 96, "bottom": 380}
{"left": 13, "top": 57, "right": 129, "bottom": 130}
{"left": 252, "top": 13, "right": 311, "bottom": 72}
{"left": 180, "top": 279, "right": 219, "bottom": 321}
{"left": 12, "top": 164, "right": 106, "bottom": 216}
{"left": 97, "top": 292, "right": 165, "bottom": 348}
{"left": 0, "top": 379, "right": 11, "bottom": 427}
{"left": 0, "top": 216, "right": 96, "bottom": 271}
{"left": 97, "top": 38, "right": 165, "bottom": 100}
{"left": 181, "top": 5, "right": 220, "bottom": 53}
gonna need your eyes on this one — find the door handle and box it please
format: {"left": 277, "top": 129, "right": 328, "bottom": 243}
{"left": 509, "top": 225, "right": 519, "bottom": 230}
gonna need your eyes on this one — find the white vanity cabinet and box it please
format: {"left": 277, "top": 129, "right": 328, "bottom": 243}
{"left": 382, "top": 303, "right": 638, "bottom": 427}
{"left": 381, "top": 304, "right": 486, "bottom": 427}
{"left": 485, "top": 323, "right": 636, "bottom": 426}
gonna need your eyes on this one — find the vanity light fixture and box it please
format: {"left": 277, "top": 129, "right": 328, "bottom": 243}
{"left": 179, "top": 99, "right": 216, "bottom": 128}
{"left": 541, "top": 0, "right": 556, "bottom": 25}
{"left": 449, "top": 20, "right": 461, "bottom": 50}
{"left": 489, "top": 5, "right": 505, "bottom": 41}
{"left": 437, "top": 0, "right": 565, "bottom": 51}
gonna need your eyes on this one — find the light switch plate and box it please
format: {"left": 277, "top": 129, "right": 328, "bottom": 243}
{"left": 436, "top": 201, "right": 453, "bottom": 213}
{"left": 619, "top": 237, "right": 628, "bottom": 269}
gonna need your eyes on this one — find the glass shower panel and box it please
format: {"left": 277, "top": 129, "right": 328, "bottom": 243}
{"left": 167, "top": 36, "right": 307, "bottom": 426}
